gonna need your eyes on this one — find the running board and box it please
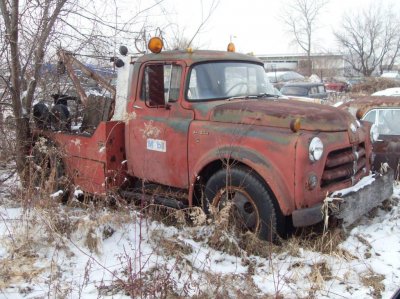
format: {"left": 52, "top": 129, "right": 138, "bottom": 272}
{"left": 120, "top": 190, "right": 188, "bottom": 209}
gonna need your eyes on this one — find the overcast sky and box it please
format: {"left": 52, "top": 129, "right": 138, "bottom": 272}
{"left": 147, "top": 0, "right": 399, "bottom": 55}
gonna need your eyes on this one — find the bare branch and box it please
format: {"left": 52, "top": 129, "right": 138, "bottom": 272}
{"left": 187, "top": 0, "right": 220, "bottom": 48}
{"left": 334, "top": 2, "right": 400, "bottom": 76}
{"left": 282, "top": 0, "right": 328, "bottom": 75}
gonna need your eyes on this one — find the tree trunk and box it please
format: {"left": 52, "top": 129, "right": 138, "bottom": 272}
{"left": 307, "top": 51, "right": 312, "bottom": 76}
{"left": 14, "top": 116, "right": 31, "bottom": 186}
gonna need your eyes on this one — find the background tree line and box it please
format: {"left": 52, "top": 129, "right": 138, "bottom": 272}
{"left": 283, "top": 0, "right": 400, "bottom": 77}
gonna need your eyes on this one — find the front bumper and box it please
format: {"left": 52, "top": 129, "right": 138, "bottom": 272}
{"left": 292, "top": 170, "right": 394, "bottom": 227}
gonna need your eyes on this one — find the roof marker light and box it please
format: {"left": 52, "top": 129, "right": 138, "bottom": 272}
{"left": 227, "top": 42, "right": 235, "bottom": 52}
{"left": 148, "top": 37, "right": 163, "bottom": 53}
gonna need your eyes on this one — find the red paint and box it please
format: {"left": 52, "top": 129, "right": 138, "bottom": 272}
{"left": 34, "top": 51, "right": 380, "bottom": 224}
{"left": 39, "top": 121, "right": 126, "bottom": 195}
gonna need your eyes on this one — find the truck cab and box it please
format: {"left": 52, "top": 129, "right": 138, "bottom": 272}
{"left": 32, "top": 40, "right": 393, "bottom": 241}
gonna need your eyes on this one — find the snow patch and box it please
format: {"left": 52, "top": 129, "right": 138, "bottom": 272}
{"left": 50, "top": 190, "right": 63, "bottom": 198}
{"left": 331, "top": 173, "right": 376, "bottom": 197}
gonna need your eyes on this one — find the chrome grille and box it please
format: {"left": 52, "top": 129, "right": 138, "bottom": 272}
{"left": 321, "top": 143, "right": 367, "bottom": 188}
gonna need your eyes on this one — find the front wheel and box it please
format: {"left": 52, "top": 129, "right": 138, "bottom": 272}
{"left": 204, "top": 167, "right": 283, "bottom": 242}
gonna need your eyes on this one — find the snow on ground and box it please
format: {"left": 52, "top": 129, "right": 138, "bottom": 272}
{"left": 0, "top": 166, "right": 399, "bottom": 298}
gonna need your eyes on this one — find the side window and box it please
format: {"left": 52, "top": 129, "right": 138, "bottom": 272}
{"left": 141, "top": 64, "right": 164, "bottom": 106}
{"left": 318, "top": 85, "right": 326, "bottom": 93}
{"left": 309, "top": 86, "right": 318, "bottom": 95}
{"left": 141, "top": 64, "right": 182, "bottom": 106}
{"left": 377, "top": 109, "right": 400, "bottom": 135}
{"left": 363, "top": 109, "right": 376, "bottom": 123}
{"left": 363, "top": 108, "right": 400, "bottom": 135}
{"left": 187, "top": 69, "right": 198, "bottom": 99}
{"left": 164, "top": 65, "right": 182, "bottom": 102}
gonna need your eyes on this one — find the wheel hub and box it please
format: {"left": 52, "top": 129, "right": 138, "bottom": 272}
{"left": 217, "top": 188, "right": 258, "bottom": 232}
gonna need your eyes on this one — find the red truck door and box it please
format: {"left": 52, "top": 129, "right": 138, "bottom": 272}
{"left": 127, "top": 61, "right": 194, "bottom": 188}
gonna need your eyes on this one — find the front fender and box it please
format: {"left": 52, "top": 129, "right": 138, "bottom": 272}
{"left": 189, "top": 145, "right": 295, "bottom": 215}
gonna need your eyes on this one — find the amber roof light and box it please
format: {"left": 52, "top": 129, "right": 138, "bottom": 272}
{"left": 227, "top": 42, "right": 236, "bottom": 52}
{"left": 148, "top": 37, "right": 163, "bottom": 53}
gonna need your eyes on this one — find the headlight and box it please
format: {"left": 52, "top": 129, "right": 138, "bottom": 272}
{"left": 309, "top": 137, "right": 324, "bottom": 162}
{"left": 370, "top": 124, "right": 379, "bottom": 142}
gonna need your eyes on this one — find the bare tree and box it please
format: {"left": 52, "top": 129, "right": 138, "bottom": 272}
{"left": 334, "top": 3, "right": 400, "bottom": 76}
{"left": 163, "top": 0, "right": 220, "bottom": 50}
{"left": 0, "top": 0, "right": 168, "bottom": 183}
{"left": 380, "top": 30, "right": 400, "bottom": 73}
{"left": 282, "top": 0, "right": 328, "bottom": 76}
{"left": 0, "top": 0, "right": 70, "bottom": 183}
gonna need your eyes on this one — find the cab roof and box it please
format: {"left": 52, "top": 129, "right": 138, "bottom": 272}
{"left": 135, "top": 50, "right": 263, "bottom": 66}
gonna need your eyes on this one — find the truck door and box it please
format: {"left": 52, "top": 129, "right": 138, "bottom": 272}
{"left": 127, "top": 61, "right": 194, "bottom": 188}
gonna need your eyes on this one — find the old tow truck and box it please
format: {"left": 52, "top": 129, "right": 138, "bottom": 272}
{"left": 31, "top": 38, "right": 394, "bottom": 241}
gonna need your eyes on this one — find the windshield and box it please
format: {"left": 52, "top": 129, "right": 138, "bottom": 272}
{"left": 186, "top": 62, "right": 278, "bottom": 101}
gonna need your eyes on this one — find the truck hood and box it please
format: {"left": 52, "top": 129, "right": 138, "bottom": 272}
{"left": 209, "top": 99, "right": 356, "bottom": 132}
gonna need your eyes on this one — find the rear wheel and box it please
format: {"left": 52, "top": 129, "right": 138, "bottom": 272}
{"left": 204, "top": 167, "right": 283, "bottom": 242}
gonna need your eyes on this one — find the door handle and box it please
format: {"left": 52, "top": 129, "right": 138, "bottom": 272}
{"left": 133, "top": 105, "right": 143, "bottom": 109}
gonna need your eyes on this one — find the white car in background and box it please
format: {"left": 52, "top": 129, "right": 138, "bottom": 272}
{"left": 380, "top": 72, "right": 400, "bottom": 79}
{"left": 265, "top": 71, "right": 305, "bottom": 89}
{"left": 372, "top": 87, "right": 400, "bottom": 96}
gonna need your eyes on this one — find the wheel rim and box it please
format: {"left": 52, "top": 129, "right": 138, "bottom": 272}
{"left": 213, "top": 187, "right": 259, "bottom": 233}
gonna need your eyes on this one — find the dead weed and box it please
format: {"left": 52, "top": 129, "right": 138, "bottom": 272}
{"left": 0, "top": 256, "right": 45, "bottom": 289}
{"left": 361, "top": 271, "right": 385, "bottom": 299}
{"left": 288, "top": 227, "right": 347, "bottom": 255}
{"left": 151, "top": 229, "right": 193, "bottom": 258}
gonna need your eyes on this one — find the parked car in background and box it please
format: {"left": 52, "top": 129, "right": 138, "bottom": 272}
{"left": 345, "top": 77, "right": 365, "bottom": 90}
{"left": 323, "top": 78, "right": 349, "bottom": 92}
{"left": 339, "top": 96, "right": 400, "bottom": 178}
{"left": 372, "top": 87, "right": 400, "bottom": 96}
{"left": 280, "top": 82, "right": 328, "bottom": 100}
{"left": 265, "top": 71, "right": 304, "bottom": 89}
{"left": 380, "top": 72, "right": 400, "bottom": 79}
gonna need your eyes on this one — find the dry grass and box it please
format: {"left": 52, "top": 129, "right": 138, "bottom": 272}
{"left": 1, "top": 138, "right": 397, "bottom": 298}
{"left": 350, "top": 77, "right": 400, "bottom": 94}
{"left": 286, "top": 226, "right": 347, "bottom": 256}
{"left": 151, "top": 229, "right": 193, "bottom": 257}
{"left": 361, "top": 271, "right": 385, "bottom": 299}
{"left": 191, "top": 273, "right": 263, "bottom": 299}
{"left": 0, "top": 256, "right": 45, "bottom": 289}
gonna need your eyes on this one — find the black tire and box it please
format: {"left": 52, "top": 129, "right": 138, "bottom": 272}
{"left": 31, "top": 138, "right": 70, "bottom": 202}
{"left": 33, "top": 102, "right": 50, "bottom": 129}
{"left": 204, "top": 167, "right": 284, "bottom": 242}
{"left": 50, "top": 104, "right": 70, "bottom": 131}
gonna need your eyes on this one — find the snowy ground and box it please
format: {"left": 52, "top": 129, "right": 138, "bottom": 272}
{"left": 0, "top": 165, "right": 399, "bottom": 298}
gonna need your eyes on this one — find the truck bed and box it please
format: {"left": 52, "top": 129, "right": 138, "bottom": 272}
{"left": 41, "top": 121, "right": 126, "bottom": 195}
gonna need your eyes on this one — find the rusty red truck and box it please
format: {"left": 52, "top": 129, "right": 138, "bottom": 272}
{"left": 31, "top": 38, "right": 393, "bottom": 241}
